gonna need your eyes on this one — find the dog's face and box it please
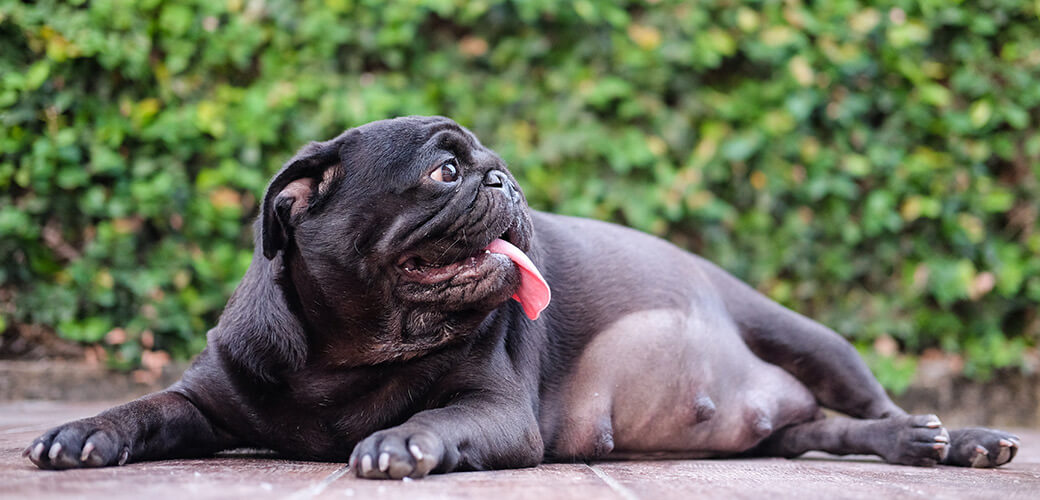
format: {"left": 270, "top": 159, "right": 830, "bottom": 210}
{"left": 258, "top": 116, "right": 546, "bottom": 361}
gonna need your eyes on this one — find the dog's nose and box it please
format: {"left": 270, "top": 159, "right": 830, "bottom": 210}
{"left": 483, "top": 169, "right": 507, "bottom": 188}
{"left": 483, "top": 170, "right": 516, "bottom": 199}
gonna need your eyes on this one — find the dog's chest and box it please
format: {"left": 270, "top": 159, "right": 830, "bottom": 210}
{"left": 244, "top": 369, "right": 425, "bottom": 458}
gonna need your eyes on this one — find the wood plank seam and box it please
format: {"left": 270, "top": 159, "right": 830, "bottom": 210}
{"left": 286, "top": 464, "right": 351, "bottom": 499}
{"left": 587, "top": 463, "right": 640, "bottom": 500}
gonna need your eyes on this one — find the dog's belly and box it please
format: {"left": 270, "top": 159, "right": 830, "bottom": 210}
{"left": 549, "top": 307, "right": 818, "bottom": 458}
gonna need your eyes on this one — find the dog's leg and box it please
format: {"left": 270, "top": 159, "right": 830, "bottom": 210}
{"left": 699, "top": 259, "right": 902, "bottom": 419}
{"left": 24, "top": 390, "right": 234, "bottom": 469}
{"left": 701, "top": 259, "right": 1022, "bottom": 466}
{"left": 754, "top": 414, "right": 952, "bottom": 466}
{"left": 350, "top": 391, "right": 542, "bottom": 479}
{"left": 755, "top": 415, "right": 1020, "bottom": 468}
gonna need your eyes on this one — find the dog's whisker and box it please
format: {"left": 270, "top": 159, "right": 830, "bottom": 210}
{"left": 434, "top": 237, "right": 462, "bottom": 263}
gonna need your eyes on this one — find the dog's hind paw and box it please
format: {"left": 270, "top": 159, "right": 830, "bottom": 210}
{"left": 943, "top": 427, "right": 1019, "bottom": 468}
{"left": 873, "top": 414, "right": 950, "bottom": 467}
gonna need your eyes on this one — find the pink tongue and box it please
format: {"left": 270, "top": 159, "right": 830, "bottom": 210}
{"left": 485, "top": 238, "right": 551, "bottom": 320}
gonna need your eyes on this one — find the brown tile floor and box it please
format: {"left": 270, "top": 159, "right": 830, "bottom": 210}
{"left": 1, "top": 401, "right": 1037, "bottom": 499}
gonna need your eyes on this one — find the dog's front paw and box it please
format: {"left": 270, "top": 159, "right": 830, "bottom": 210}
{"left": 876, "top": 414, "right": 950, "bottom": 467}
{"left": 350, "top": 427, "right": 445, "bottom": 479}
{"left": 944, "top": 427, "right": 1019, "bottom": 468}
{"left": 24, "top": 418, "right": 129, "bottom": 470}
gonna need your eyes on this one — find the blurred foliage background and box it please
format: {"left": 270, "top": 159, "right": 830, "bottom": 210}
{"left": 1, "top": 0, "right": 1038, "bottom": 391}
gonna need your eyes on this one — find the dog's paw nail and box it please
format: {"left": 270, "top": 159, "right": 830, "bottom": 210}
{"left": 409, "top": 444, "right": 424, "bottom": 461}
{"left": 996, "top": 445, "right": 1012, "bottom": 464}
{"left": 378, "top": 452, "right": 390, "bottom": 472}
{"left": 80, "top": 442, "right": 95, "bottom": 462}
{"left": 48, "top": 442, "right": 62, "bottom": 461}
{"left": 117, "top": 448, "right": 129, "bottom": 466}
{"left": 361, "top": 455, "right": 373, "bottom": 474}
{"left": 971, "top": 447, "right": 990, "bottom": 468}
{"left": 999, "top": 439, "right": 1013, "bottom": 447}
{"left": 31, "top": 442, "right": 45, "bottom": 461}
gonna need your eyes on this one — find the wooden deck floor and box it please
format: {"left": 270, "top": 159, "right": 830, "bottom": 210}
{"left": 1, "top": 401, "right": 1038, "bottom": 499}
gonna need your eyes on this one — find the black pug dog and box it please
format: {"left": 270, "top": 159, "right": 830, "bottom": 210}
{"left": 27, "top": 116, "right": 1019, "bottom": 478}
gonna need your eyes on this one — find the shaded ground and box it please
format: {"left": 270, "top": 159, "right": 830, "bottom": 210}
{"left": 1, "top": 401, "right": 1037, "bottom": 499}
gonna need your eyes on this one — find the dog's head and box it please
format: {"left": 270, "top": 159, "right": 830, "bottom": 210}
{"left": 247, "top": 116, "right": 549, "bottom": 365}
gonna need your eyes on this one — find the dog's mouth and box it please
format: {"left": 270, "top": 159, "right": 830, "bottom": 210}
{"left": 395, "top": 226, "right": 550, "bottom": 319}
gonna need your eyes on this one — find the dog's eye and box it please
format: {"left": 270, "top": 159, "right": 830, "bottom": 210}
{"left": 430, "top": 159, "right": 459, "bottom": 183}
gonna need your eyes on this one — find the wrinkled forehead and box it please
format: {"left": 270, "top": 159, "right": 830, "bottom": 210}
{"left": 346, "top": 116, "right": 483, "bottom": 187}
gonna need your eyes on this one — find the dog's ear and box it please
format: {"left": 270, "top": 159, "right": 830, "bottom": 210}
{"left": 215, "top": 133, "right": 355, "bottom": 380}
{"left": 212, "top": 258, "right": 309, "bottom": 381}
{"left": 260, "top": 140, "right": 344, "bottom": 259}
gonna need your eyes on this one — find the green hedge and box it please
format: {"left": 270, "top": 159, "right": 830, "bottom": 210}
{"left": 2, "top": 0, "right": 1038, "bottom": 389}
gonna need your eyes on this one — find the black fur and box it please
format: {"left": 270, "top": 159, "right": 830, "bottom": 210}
{"left": 26, "top": 116, "right": 1019, "bottom": 477}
